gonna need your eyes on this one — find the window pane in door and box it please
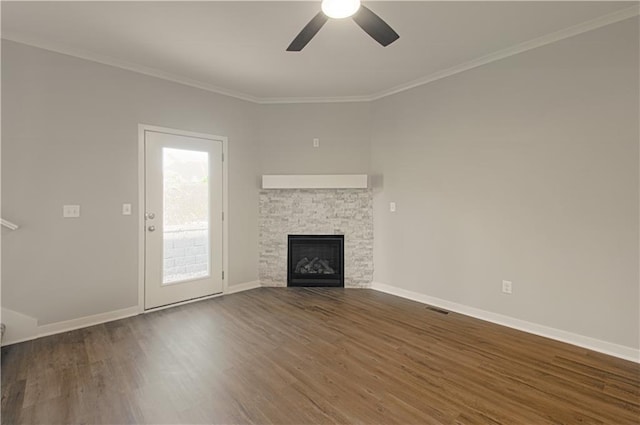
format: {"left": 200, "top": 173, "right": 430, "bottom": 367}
{"left": 162, "top": 148, "right": 210, "bottom": 285}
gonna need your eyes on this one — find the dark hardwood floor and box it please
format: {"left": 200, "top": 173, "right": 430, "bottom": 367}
{"left": 1, "top": 288, "right": 639, "bottom": 424}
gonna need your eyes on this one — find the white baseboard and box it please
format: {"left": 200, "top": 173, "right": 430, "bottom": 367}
{"left": 1, "top": 281, "right": 262, "bottom": 347}
{"left": 225, "top": 280, "right": 261, "bottom": 295}
{"left": 371, "top": 282, "right": 640, "bottom": 363}
{"left": 37, "top": 306, "right": 140, "bottom": 339}
{"left": 1, "top": 305, "right": 139, "bottom": 347}
{"left": 1, "top": 308, "right": 39, "bottom": 346}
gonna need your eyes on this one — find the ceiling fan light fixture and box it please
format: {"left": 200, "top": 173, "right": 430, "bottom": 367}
{"left": 321, "top": 0, "right": 361, "bottom": 19}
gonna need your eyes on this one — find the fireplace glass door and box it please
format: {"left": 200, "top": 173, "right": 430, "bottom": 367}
{"left": 288, "top": 235, "right": 344, "bottom": 287}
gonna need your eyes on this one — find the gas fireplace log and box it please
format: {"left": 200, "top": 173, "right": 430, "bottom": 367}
{"left": 295, "top": 257, "right": 310, "bottom": 273}
{"left": 318, "top": 259, "right": 335, "bottom": 274}
{"left": 302, "top": 257, "right": 320, "bottom": 273}
{"left": 295, "top": 256, "right": 336, "bottom": 275}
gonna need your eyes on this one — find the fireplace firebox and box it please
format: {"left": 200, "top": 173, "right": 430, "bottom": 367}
{"left": 288, "top": 235, "right": 344, "bottom": 287}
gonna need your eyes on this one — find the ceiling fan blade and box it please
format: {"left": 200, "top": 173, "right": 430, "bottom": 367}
{"left": 352, "top": 5, "right": 399, "bottom": 47}
{"left": 287, "top": 12, "right": 329, "bottom": 52}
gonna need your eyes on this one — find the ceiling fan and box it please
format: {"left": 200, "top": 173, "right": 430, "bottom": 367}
{"left": 287, "top": 0, "right": 399, "bottom": 52}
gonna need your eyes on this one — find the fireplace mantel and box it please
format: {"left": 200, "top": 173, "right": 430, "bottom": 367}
{"left": 262, "top": 174, "right": 368, "bottom": 189}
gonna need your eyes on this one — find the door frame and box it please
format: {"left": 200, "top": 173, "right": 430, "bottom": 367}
{"left": 137, "top": 124, "right": 229, "bottom": 313}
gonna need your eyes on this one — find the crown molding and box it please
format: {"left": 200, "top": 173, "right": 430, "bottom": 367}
{"left": 369, "top": 4, "right": 640, "bottom": 101}
{"left": 2, "top": 4, "right": 638, "bottom": 105}
{"left": 258, "top": 95, "right": 372, "bottom": 104}
{"left": 1, "top": 32, "right": 262, "bottom": 104}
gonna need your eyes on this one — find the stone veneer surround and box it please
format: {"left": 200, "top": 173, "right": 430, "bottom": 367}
{"left": 259, "top": 189, "right": 373, "bottom": 287}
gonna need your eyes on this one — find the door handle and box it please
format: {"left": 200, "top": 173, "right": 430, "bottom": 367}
{"left": 145, "top": 212, "right": 156, "bottom": 220}
{"left": 148, "top": 225, "right": 156, "bottom": 232}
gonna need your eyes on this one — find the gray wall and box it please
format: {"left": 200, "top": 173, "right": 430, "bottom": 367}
{"left": 2, "top": 40, "right": 259, "bottom": 324}
{"left": 370, "top": 18, "right": 639, "bottom": 349}
{"left": 258, "top": 103, "right": 371, "bottom": 175}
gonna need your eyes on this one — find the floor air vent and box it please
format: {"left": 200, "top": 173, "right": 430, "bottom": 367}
{"left": 426, "top": 306, "right": 449, "bottom": 315}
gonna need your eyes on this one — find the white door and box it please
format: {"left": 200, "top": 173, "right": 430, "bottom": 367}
{"left": 144, "top": 129, "right": 223, "bottom": 310}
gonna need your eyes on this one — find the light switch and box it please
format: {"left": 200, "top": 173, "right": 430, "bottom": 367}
{"left": 389, "top": 202, "right": 396, "bottom": 212}
{"left": 63, "top": 205, "right": 80, "bottom": 218}
{"left": 122, "top": 203, "right": 132, "bottom": 216}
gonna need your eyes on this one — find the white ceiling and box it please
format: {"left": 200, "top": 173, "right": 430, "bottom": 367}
{"left": 2, "top": 1, "right": 637, "bottom": 102}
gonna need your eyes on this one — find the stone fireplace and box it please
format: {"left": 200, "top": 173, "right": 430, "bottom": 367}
{"left": 259, "top": 188, "right": 373, "bottom": 288}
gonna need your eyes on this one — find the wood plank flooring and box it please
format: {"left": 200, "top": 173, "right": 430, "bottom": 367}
{"left": 2, "top": 288, "right": 639, "bottom": 424}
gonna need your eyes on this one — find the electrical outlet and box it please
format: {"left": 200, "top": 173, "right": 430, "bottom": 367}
{"left": 313, "top": 138, "right": 320, "bottom": 148}
{"left": 63, "top": 205, "right": 80, "bottom": 218}
{"left": 389, "top": 202, "right": 396, "bottom": 212}
{"left": 502, "top": 280, "right": 512, "bottom": 294}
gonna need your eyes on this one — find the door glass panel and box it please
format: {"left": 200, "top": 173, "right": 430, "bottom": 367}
{"left": 162, "top": 148, "right": 210, "bottom": 285}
